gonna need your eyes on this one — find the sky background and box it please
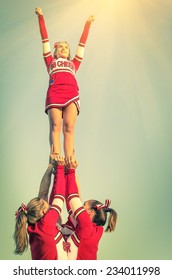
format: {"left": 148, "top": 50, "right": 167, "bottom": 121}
{"left": 0, "top": 0, "right": 172, "bottom": 260}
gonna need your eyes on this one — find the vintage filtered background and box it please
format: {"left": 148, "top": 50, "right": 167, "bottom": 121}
{"left": 0, "top": 0, "right": 172, "bottom": 260}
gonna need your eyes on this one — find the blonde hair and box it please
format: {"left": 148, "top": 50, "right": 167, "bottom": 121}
{"left": 89, "top": 200, "right": 117, "bottom": 232}
{"left": 53, "top": 41, "right": 71, "bottom": 60}
{"left": 13, "top": 197, "right": 47, "bottom": 255}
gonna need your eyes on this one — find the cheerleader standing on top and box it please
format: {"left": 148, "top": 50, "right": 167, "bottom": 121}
{"left": 35, "top": 7, "right": 95, "bottom": 158}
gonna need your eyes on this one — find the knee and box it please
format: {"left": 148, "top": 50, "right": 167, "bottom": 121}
{"left": 63, "top": 122, "right": 75, "bottom": 134}
{"left": 50, "top": 121, "right": 61, "bottom": 133}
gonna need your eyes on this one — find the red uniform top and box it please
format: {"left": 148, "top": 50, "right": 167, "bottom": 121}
{"left": 66, "top": 169, "right": 103, "bottom": 260}
{"left": 37, "top": 15, "right": 92, "bottom": 113}
{"left": 27, "top": 166, "right": 65, "bottom": 260}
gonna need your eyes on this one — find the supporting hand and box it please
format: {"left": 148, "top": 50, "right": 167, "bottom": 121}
{"left": 56, "top": 155, "right": 65, "bottom": 166}
{"left": 49, "top": 146, "right": 64, "bottom": 167}
{"left": 65, "top": 156, "right": 78, "bottom": 169}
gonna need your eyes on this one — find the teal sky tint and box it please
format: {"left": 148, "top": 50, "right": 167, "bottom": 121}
{"left": 0, "top": 0, "right": 172, "bottom": 260}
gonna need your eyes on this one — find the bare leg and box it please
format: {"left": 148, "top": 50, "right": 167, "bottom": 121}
{"left": 63, "top": 103, "right": 77, "bottom": 158}
{"left": 48, "top": 108, "right": 62, "bottom": 155}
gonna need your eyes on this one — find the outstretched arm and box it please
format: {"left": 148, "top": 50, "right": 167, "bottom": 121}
{"left": 65, "top": 157, "right": 84, "bottom": 215}
{"left": 38, "top": 148, "right": 57, "bottom": 201}
{"left": 73, "top": 15, "right": 95, "bottom": 71}
{"left": 38, "top": 155, "right": 55, "bottom": 202}
{"left": 40, "top": 156, "right": 66, "bottom": 234}
{"left": 61, "top": 158, "right": 80, "bottom": 233}
{"left": 49, "top": 155, "right": 65, "bottom": 205}
{"left": 35, "top": 7, "right": 53, "bottom": 69}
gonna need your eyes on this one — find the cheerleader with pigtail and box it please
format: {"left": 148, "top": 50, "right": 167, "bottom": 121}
{"left": 13, "top": 155, "right": 67, "bottom": 260}
{"left": 65, "top": 157, "right": 117, "bottom": 260}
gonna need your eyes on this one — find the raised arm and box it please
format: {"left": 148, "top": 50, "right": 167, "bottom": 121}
{"left": 38, "top": 154, "right": 56, "bottom": 202}
{"left": 40, "top": 156, "right": 66, "bottom": 233}
{"left": 35, "top": 7, "right": 53, "bottom": 69}
{"left": 73, "top": 15, "right": 95, "bottom": 71}
{"left": 65, "top": 157, "right": 87, "bottom": 220}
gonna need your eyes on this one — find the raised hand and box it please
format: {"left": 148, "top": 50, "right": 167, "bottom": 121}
{"left": 65, "top": 156, "right": 78, "bottom": 169}
{"left": 56, "top": 155, "right": 65, "bottom": 166}
{"left": 49, "top": 145, "right": 64, "bottom": 167}
{"left": 87, "top": 15, "right": 95, "bottom": 22}
{"left": 35, "top": 7, "right": 43, "bottom": 16}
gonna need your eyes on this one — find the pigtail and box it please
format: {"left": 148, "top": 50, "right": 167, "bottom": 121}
{"left": 13, "top": 212, "right": 28, "bottom": 255}
{"left": 13, "top": 197, "right": 47, "bottom": 255}
{"left": 89, "top": 199, "right": 117, "bottom": 233}
{"left": 105, "top": 208, "right": 117, "bottom": 233}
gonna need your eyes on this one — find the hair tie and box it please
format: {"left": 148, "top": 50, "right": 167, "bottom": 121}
{"left": 95, "top": 199, "right": 111, "bottom": 211}
{"left": 54, "top": 42, "right": 58, "bottom": 49}
{"left": 15, "top": 203, "right": 27, "bottom": 218}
